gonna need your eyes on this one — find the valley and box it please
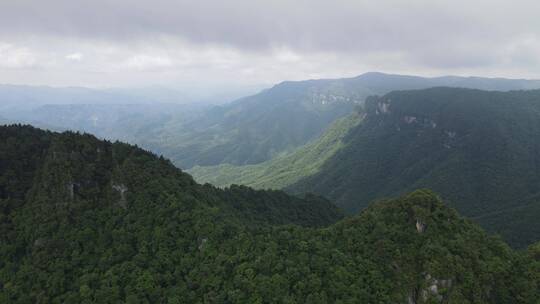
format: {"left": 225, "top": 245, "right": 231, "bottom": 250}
{"left": 3, "top": 1, "right": 540, "bottom": 302}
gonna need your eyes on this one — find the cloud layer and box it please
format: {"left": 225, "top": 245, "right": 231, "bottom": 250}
{"left": 0, "top": 0, "right": 539, "bottom": 87}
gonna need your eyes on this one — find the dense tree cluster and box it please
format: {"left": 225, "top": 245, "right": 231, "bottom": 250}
{"left": 0, "top": 125, "right": 538, "bottom": 303}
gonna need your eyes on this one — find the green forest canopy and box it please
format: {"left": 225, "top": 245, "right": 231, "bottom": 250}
{"left": 0, "top": 125, "right": 538, "bottom": 303}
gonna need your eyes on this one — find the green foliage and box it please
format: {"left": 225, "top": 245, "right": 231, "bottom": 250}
{"left": 9, "top": 83, "right": 359, "bottom": 169}
{"left": 141, "top": 81, "right": 359, "bottom": 168}
{"left": 288, "top": 88, "right": 540, "bottom": 248}
{"left": 11, "top": 72, "right": 540, "bottom": 171}
{"left": 0, "top": 126, "right": 538, "bottom": 303}
{"left": 190, "top": 87, "right": 540, "bottom": 248}
{"left": 189, "top": 112, "right": 364, "bottom": 189}
{"left": 474, "top": 200, "right": 540, "bottom": 249}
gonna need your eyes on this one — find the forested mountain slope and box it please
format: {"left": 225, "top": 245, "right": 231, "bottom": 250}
{"left": 161, "top": 72, "right": 540, "bottom": 168}
{"left": 188, "top": 111, "right": 364, "bottom": 189}
{"left": 5, "top": 72, "right": 540, "bottom": 170}
{"left": 288, "top": 88, "right": 540, "bottom": 247}
{"left": 1, "top": 125, "right": 538, "bottom": 303}
{"left": 0, "top": 125, "right": 341, "bottom": 229}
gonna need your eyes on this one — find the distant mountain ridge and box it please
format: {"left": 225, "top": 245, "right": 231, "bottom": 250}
{"left": 4, "top": 72, "right": 540, "bottom": 169}
{"left": 0, "top": 83, "right": 262, "bottom": 112}
{"left": 0, "top": 84, "right": 155, "bottom": 112}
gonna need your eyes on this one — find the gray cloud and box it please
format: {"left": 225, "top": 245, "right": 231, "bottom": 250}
{"left": 0, "top": 0, "right": 539, "bottom": 87}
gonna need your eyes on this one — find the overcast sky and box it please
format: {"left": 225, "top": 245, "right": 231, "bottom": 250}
{"left": 0, "top": 0, "right": 539, "bottom": 88}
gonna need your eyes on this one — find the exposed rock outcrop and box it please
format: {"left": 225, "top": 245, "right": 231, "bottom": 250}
{"left": 112, "top": 183, "right": 128, "bottom": 209}
{"left": 415, "top": 219, "right": 426, "bottom": 233}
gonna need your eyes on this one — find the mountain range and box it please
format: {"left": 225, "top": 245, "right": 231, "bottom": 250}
{"left": 191, "top": 87, "right": 540, "bottom": 248}
{"left": 4, "top": 73, "right": 540, "bottom": 249}
{"left": 5, "top": 72, "right": 540, "bottom": 169}
{"left": 1, "top": 125, "right": 538, "bottom": 303}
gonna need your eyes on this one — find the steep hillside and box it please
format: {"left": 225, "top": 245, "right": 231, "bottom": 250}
{"left": 0, "top": 125, "right": 341, "bottom": 229}
{"left": 159, "top": 73, "right": 540, "bottom": 169}
{"left": 288, "top": 88, "right": 540, "bottom": 247}
{"left": 6, "top": 72, "right": 540, "bottom": 169}
{"left": 0, "top": 125, "right": 537, "bottom": 303}
{"left": 188, "top": 110, "right": 364, "bottom": 188}
{"left": 141, "top": 79, "right": 361, "bottom": 168}
{"left": 474, "top": 200, "right": 540, "bottom": 248}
